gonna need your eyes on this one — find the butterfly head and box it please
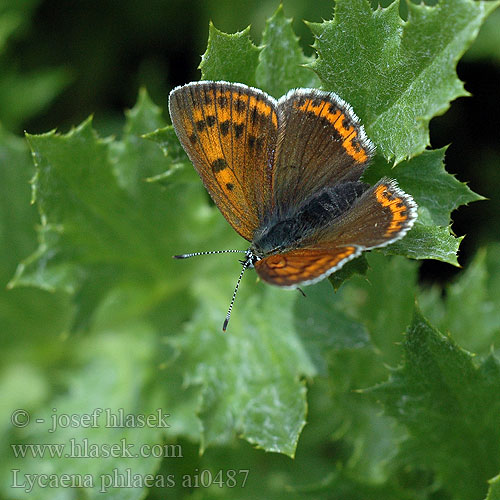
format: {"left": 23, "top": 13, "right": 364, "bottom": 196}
{"left": 239, "top": 248, "right": 260, "bottom": 267}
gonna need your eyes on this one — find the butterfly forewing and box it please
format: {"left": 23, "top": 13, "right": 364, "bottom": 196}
{"left": 169, "top": 81, "right": 278, "bottom": 241}
{"left": 273, "top": 89, "right": 375, "bottom": 216}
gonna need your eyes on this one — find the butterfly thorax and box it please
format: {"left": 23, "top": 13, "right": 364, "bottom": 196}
{"left": 251, "top": 181, "right": 369, "bottom": 257}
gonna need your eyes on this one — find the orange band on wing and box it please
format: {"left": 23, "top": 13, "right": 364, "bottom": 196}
{"left": 375, "top": 184, "right": 409, "bottom": 236}
{"left": 191, "top": 91, "right": 278, "bottom": 128}
{"left": 256, "top": 246, "right": 358, "bottom": 286}
{"left": 294, "top": 98, "right": 368, "bottom": 163}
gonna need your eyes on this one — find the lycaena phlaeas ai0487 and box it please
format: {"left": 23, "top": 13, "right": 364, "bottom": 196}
{"left": 169, "top": 81, "right": 417, "bottom": 330}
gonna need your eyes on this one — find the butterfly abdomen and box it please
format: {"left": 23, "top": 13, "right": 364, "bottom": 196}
{"left": 252, "top": 181, "right": 368, "bottom": 256}
{"left": 297, "top": 181, "right": 368, "bottom": 227}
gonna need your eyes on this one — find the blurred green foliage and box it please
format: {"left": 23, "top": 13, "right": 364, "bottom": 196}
{"left": 1, "top": 1, "right": 500, "bottom": 499}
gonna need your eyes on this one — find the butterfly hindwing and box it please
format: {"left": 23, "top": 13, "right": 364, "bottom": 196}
{"left": 255, "top": 178, "right": 417, "bottom": 287}
{"left": 169, "top": 81, "right": 279, "bottom": 241}
{"left": 272, "top": 89, "right": 375, "bottom": 215}
{"left": 301, "top": 178, "right": 418, "bottom": 251}
{"left": 254, "top": 246, "right": 361, "bottom": 287}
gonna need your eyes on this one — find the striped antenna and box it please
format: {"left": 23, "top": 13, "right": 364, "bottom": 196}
{"left": 174, "top": 248, "right": 255, "bottom": 332}
{"left": 223, "top": 257, "right": 253, "bottom": 332}
{"left": 173, "top": 249, "right": 247, "bottom": 259}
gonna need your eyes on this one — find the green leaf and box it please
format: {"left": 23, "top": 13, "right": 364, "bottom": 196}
{"left": 487, "top": 474, "right": 500, "bottom": 500}
{"left": 200, "top": 23, "right": 261, "bottom": 85}
{"left": 0, "top": 125, "right": 37, "bottom": 279}
{"left": 294, "top": 280, "right": 370, "bottom": 374}
{"left": 382, "top": 209, "right": 462, "bottom": 266}
{"left": 419, "top": 244, "right": 500, "bottom": 354}
{"left": 340, "top": 252, "right": 419, "bottom": 364}
{"left": 10, "top": 91, "right": 214, "bottom": 328}
{"left": 315, "top": 339, "right": 408, "bottom": 488}
{"left": 3, "top": 324, "right": 166, "bottom": 500}
{"left": 370, "top": 307, "right": 500, "bottom": 500}
{"left": 309, "top": 0, "right": 499, "bottom": 162}
{"left": 113, "top": 86, "right": 167, "bottom": 193}
{"left": 364, "top": 148, "right": 484, "bottom": 226}
{"left": 256, "top": 5, "right": 320, "bottom": 98}
{"left": 328, "top": 255, "right": 369, "bottom": 291}
{"left": 143, "top": 125, "right": 195, "bottom": 185}
{"left": 144, "top": 126, "right": 190, "bottom": 167}
{"left": 0, "top": 124, "right": 74, "bottom": 405}
{"left": 20, "top": 119, "right": 149, "bottom": 287}
{"left": 167, "top": 274, "right": 316, "bottom": 458}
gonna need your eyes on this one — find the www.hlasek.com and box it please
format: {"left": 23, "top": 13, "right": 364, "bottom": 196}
{"left": 11, "top": 438, "right": 183, "bottom": 459}
{"left": 12, "top": 468, "right": 250, "bottom": 493}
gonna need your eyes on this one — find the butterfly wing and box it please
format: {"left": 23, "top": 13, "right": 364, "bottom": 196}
{"left": 254, "top": 246, "right": 361, "bottom": 287}
{"left": 169, "top": 81, "right": 278, "bottom": 241}
{"left": 272, "top": 89, "right": 375, "bottom": 215}
{"left": 255, "top": 179, "right": 417, "bottom": 287}
{"left": 301, "top": 178, "right": 418, "bottom": 250}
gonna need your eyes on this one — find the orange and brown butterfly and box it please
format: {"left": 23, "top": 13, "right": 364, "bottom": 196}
{"left": 169, "top": 81, "right": 417, "bottom": 330}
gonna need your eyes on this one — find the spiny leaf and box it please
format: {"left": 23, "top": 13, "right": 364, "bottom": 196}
{"left": 309, "top": 0, "right": 499, "bottom": 162}
{"left": 381, "top": 209, "right": 463, "bottom": 266}
{"left": 167, "top": 276, "right": 316, "bottom": 458}
{"left": 200, "top": 23, "right": 261, "bottom": 85}
{"left": 364, "top": 148, "right": 484, "bottom": 226}
{"left": 0, "top": 125, "right": 37, "bottom": 279}
{"left": 143, "top": 125, "right": 195, "bottom": 185}
{"left": 0, "top": 124, "right": 73, "bottom": 374}
{"left": 256, "top": 4, "right": 320, "bottom": 98}
{"left": 23, "top": 119, "right": 157, "bottom": 280}
{"left": 11, "top": 91, "right": 211, "bottom": 329}
{"left": 370, "top": 307, "right": 500, "bottom": 500}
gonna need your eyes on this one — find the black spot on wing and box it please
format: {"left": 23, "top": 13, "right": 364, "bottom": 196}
{"left": 234, "top": 123, "right": 244, "bottom": 138}
{"left": 220, "top": 120, "right": 230, "bottom": 136}
{"left": 212, "top": 158, "right": 228, "bottom": 172}
{"left": 235, "top": 99, "right": 246, "bottom": 113}
{"left": 218, "top": 95, "right": 228, "bottom": 108}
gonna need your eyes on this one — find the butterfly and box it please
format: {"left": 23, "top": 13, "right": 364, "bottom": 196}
{"left": 169, "top": 81, "right": 417, "bottom": 330}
